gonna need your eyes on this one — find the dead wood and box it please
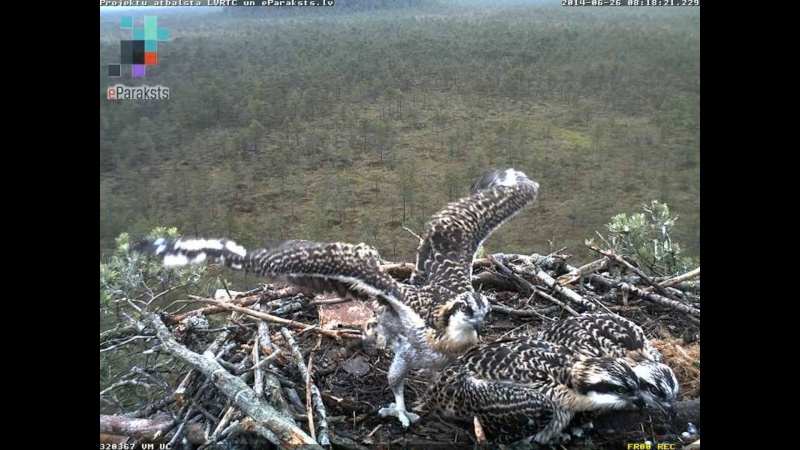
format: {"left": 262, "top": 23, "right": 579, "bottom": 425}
{"left": 555, "top": 258, "right": 609, "bottom": 286}
{"left": 586, "top": 243, "right": 683, "bottom": 303}
{"left": 645, "top": 267, "right": 701, "bottom": 292}
{"left": 281, "top": 328, "right": 330, "bottom": 446}
{"left": 585, "top": 274, "right": 700, "bottom": 319}
{"left": 144, "top": 313, "right": 321, "bottom": 448}
{"left": 191, "top": 296, "right": 361, "bottom": 340}
{"left": 170, "top": 286, "right": 299, "bottom": 324}
{"left": 102, "top": 248, "right": 698, "bottom": 448}
{"left": 100, "top": 414, "right": 208, "bottom": 444}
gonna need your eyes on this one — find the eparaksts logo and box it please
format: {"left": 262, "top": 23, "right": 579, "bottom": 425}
{"left": 107, "top": 84, "right": 170, "bottom": 100}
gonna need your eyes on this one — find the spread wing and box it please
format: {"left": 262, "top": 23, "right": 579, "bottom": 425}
{"left": 411, "top": 169, "right": 539, "bottom": 293}
{"left": 136, "top": 238, "right": 406, "bottom": 307}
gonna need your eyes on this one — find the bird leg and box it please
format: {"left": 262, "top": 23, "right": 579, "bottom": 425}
{"left": 378, "top": 351, "right": 420, "bottom": 427}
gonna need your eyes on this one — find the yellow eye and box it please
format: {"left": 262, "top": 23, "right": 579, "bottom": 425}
{"left": 459, "top": 303, "right": 469, "bottom": 313}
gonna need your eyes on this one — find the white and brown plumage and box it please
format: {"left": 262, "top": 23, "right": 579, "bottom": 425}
{"left": 137, "top": 168, "right": 539, "bottom": 427}
{"left": 423, "top": 336, "right": 646, "bottom": 444}
{"left": 538, "top": 313, "right": 680, "bottom": 415}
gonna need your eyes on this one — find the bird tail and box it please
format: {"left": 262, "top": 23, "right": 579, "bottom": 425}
{"left": 136, "top": 237, "right": 250, "bottom": 270}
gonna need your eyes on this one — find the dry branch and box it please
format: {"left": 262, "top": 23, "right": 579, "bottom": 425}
{"left": 252, "top": 334, "right": 264, "bottom": 398}
{"left": 170, "top": 286, "right": 299, "bottom": 324}
{"left": 144, "top": 313, "right": 321, "bottom": 448}
{"left": 645, "top": 267, "right": 701, "bottom": 292}
{"left": 555, "top": 258, "right": 609, "bottom": 286}
{"left": 532, "top": 266, "right": 594, "bottom": 311}
{"left": 191, "top": 296, "right": 360, "bottom": 340}
{"left": 586, "top": 243, "right": 683, "bottom": 303}
{"left": 586, "top": 274, "right": 700, "bottom": 319}
{"left": 100, "top": 414, "right": 207, "bottom": 444}
{"left": 281, "top": 328, "right": 330, "bottom": 446}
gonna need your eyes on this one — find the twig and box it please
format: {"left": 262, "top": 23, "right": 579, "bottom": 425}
{"left": 473, "top": 416, "right": 486, "bottom": 444}
{"left": 402, "top": 226, "right": 422, "bottom": 243}
{"left": 143, "top": 313, "right": 321, "bottom": 448}
{"left": 488, "top": 255, "right": 535, "bottom": 297}
{"left": 306, "top": 355, "right": 315, "bottom": 442}
{"left": 174, "top": 371, "right": 194, "bottom": 405}
{"left": 645, "top": 267, "right": 701, "bottom": 292}
{"left": 253, "top": 334, "right": 264, "bottom": 398}
{"left": 367, "top": 423, "right": 382, "bottom": 438}
{"left": 586, "top": 243, "right": 683, "bottom": 303}
{"left": 209, "top": 406, "right": 237, "bottom": 443}
{"left": 190, "top": 296, "right": 355, "bottom": 341}
{"left": 532, "top": 291, "right": 581, "bottom": 316}
{"left": 555, "top": 258, "right": 609, "bottom": 286}
{"left": 253, "top": 306, "right": 294, "bottom": 420}
{"left": 168, "top": 406, "right": 192, "bottom": 447}
{"left": 586, "top": 275, "right": 700, "bottom": 319}
{"left": 100, "top": 335, "right": 155, "bottom": 353}
{"left": 99, "top": 380, "right": 152, "bottom": 398}
{"left": 124, "top": 395, "right": 177, "bottom": 419}
{"left": 532, "top": 268, "right": 594, "bottom": 312}
{"left": 170, "top": 287, "right": 299, "bottom": 323}
{"left": 281, "top": 328, "right": 330, "bottom": 446}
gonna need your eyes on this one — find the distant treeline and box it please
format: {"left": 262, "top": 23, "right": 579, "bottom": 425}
{"left": 100, "top": 4, "right": 699, "bottom": 264}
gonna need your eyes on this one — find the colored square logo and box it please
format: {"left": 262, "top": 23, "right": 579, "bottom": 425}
{"left": 111, "top": 15, "right": 168, "bottom": 79}
{"left": 132, "top": 65, "right": 146, "bottom": 78}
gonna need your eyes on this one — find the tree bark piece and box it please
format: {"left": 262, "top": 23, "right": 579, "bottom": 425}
{"left": 100, "top": 415, "right": 207, "bottom": 444}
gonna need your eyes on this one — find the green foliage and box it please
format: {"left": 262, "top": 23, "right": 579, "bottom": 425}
{"left": 596, "top": 201, "right": 697, "bottom": 277}
{"left": 99, "top": 227, "right": 209, "bottom": 314}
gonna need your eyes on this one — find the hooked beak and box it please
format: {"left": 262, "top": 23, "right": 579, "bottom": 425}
{"left": 632, "top": 393, "right": 647, "bottom": 410}
{"left": 656, "top": 400, "right": 677, "bottom": 417}
{"left": 470, "top": 317, "right": 485, "bottom": 331}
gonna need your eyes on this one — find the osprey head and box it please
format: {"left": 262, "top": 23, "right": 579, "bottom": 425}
{"left": 570, "top": 357, "right": 646, "bottom": 412}
{"left": 633, "top": 361, "right": 680, "bottom": 416}
{"left": 434, "top": 292, "right": 490, "bottom": 354}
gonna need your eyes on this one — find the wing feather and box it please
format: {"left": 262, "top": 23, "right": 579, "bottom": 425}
{"left": 137, "top": 238, "right": 405, "bottom": 306}
{"left": 411, "top": 169, "right": 539, "bottom": 293}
